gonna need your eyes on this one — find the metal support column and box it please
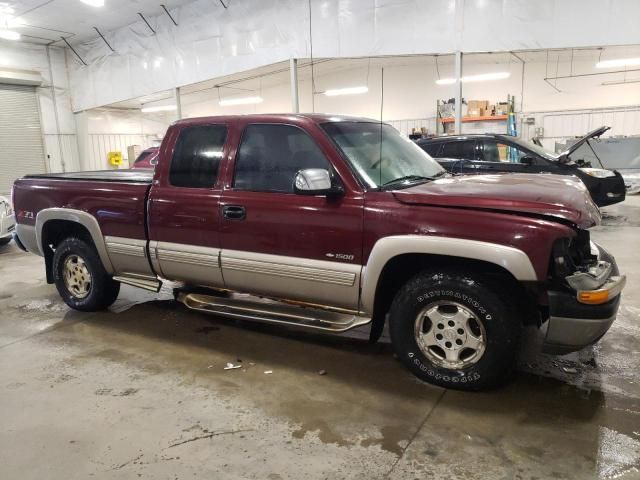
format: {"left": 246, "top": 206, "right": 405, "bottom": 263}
{"left": 454, "top": 50, "right": 463, "bottom": 134}
{"left": 174, "top": 87, "right": 182, "bottom": 120}
{"left": 289, "top": 58, "right": 299, "bottom": 113}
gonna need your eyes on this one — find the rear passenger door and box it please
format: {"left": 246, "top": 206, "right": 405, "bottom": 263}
{"left": 147, "top": 124, "right": 228, "bottom": 287}
{"left": 219, "top": 123, "right": 364, "bottom": 310}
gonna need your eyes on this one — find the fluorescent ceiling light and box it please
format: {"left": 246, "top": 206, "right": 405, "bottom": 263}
{"left": 7, "top": 17, "right": 26, "bottom": 27}
{"left": 324, "top": 86, "right": 368, "bottom": 96}
{"left": 219, "top": 96, "right": 263, "bottom": 106}
{"left": 0, "top": 29, "right": 20, "bottom": 41}
{"left": 596, "top": 57, "right": 640, "bottom": 69}
{"left": 79, "top": 0, "right": 105, "bottom": 7}
{"left": 601, "top": 79, "right": 640, "bottom": 86}
{"left": 436, "top": 71, "right": 511, "bottom": 85}
{"left": 141, "top": 105, "right": 177, "bottom": 113}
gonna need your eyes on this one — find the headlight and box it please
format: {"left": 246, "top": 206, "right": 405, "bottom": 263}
{"left": 580, "top": 168, "right": 616, "bottom": 178}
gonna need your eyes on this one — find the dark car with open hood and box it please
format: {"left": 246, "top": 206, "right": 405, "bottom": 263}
{"left": 11, "top": 114, "right": 626, "bottom": 391}
{"left": 416, "top": 127, "right": 626, "bottom": 207}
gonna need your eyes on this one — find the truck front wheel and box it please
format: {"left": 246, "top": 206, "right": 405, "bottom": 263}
{"left": 53, "top": 237, "right": 120, "bottom": 311}
{"left": 388, "top": 270, "right": 520, "bottom": 391}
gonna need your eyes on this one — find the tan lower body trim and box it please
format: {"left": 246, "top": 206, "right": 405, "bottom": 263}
{"left": 221, "top": 249, "right": 362, "bottom": 310}
{"left": 151, "top": 241, "right": 224, "bottom": 287}
{"left": 105, "top": 236, "right": 154, "bottom": 278}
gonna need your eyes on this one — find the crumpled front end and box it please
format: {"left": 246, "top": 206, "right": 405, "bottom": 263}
{"left": 543, "top": 233, "right": 626, "bottom": 354}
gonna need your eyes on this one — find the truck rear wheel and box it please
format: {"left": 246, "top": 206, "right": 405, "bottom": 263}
{"left": 388, "top": 270, "right": 520, "bottom": 391}
{"left": 53, "top": 237, "right": 120, "bottom": 311}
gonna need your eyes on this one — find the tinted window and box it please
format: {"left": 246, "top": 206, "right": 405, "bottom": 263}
{"left": 440, "top": 141, "right": 476, "bottom": 159}
{"left": 234, "top": 124, "right": 330, "bottom": 193}
{"left": 169, "top": 125, "right": 227, "bottom": 188}
{"left": 478, "top": 140, "right": 529, "bottom": 163}
{"left": 418, "top": 142, "right": 442, "bottom": 156}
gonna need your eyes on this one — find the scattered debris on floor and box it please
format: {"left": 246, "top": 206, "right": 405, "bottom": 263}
{"left": 318, "top": 370, "right": 327, "bottom": 376}
{"left": 562, "top": 366, "right": 578, "bottom": 374}
{"left": 224, "top": 363, "right": 242, "bottom": 370}
{"left": 264, "top": 370, "right": 273, "bottom": 375}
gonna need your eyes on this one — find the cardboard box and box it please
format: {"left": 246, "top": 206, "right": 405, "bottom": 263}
{"left": 468, "top": 100, "right": 490, "bottom": 117}
{"left": 495, "top": 102, "right": 510, "bottom": 115}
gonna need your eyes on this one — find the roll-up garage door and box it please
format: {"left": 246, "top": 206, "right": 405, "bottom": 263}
{"left": 0, "top": 84, "right": 46, "bottom": 195}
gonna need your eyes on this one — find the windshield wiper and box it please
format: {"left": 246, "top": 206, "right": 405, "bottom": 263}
{"left": 382, "top": 172, "right": 447, "bottom": 189}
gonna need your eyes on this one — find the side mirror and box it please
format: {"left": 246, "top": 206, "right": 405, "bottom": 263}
{"left": 294, "top": 169, "right": 343, "bottom": 198}
{"left": 521, "top": 155, "right": 535, "bottom": 166}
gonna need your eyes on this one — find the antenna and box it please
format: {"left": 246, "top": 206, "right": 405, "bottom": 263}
{"left": 308, "top": 0, "right": 315, "bottom": 113}
{"left": 379, "top": 67, "right": 384, "bottom": 186}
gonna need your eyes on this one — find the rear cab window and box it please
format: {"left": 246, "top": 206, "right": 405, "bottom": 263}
{"left": 169, "top": 125, "right": 228, "bottom": 188}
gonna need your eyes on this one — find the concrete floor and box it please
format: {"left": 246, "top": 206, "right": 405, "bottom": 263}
{"left": 1, "top": 197, "right": 640, "bottom": 480}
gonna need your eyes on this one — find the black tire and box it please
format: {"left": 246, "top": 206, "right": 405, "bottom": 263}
{"left": 388, "top": 270, "right": 520, "bottom": 391}
{"left": 52, "top": 237, "right": 120, "bottom": 311}
{"left": 0, "top": 237, "right": 11, "bottom": 246}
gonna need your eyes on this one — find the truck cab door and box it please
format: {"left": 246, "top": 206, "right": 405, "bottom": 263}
{"left": 147, "top": 124, "right": 229, "bottom": 287}
{"left": 219, "top": 123, "right": 364, "bottom": 311}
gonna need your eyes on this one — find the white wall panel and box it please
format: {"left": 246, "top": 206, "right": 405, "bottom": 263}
{"left": 68, "top": 0, "right": 640, "bottom": 112}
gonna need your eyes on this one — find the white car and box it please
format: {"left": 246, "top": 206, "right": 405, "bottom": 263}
{"left": 0, "top": 196, "right": 15, "bottom": 246}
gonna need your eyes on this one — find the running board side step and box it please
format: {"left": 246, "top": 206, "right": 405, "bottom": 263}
{"left": 113, "top": 274, "right": 162, "bottom": 292}
{"left": 177, "top": 292, "right": 371, "bottom": 333}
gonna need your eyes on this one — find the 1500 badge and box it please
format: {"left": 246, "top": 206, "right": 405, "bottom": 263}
{"left": 325, "top": 253, "right": 355, "bottom": 261}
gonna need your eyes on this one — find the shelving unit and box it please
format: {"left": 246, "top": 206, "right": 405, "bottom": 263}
{"left": 439, "top": 115, "right": 508, "bottom": 124}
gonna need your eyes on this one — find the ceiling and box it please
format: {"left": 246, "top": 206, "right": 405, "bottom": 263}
{"left": 1, "top": 0, "right": 195, "bottom": 45}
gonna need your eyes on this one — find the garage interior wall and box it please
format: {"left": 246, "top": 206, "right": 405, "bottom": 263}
{"left": 2, "top": 0, "right": 637, "bottom": 172}
{"left": 0, "top": 42, "right": 78, "bottom": 174}
{"left": 75, "top": 109, "right": 173, "bottom": 170}
{"left": 67, "top": 0, "right": 640, "bottom": 113}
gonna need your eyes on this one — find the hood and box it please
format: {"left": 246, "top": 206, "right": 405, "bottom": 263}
{"left": 392, "top": 174, "right": 601, "bottom": 228}
{"left": 557, "top": 126, "right": 610, "bottom": 163}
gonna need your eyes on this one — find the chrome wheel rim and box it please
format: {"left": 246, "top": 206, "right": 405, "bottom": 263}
{"left": 414, "top": 301, "right": 486, "bottom": 369}
{"left": 63, "top": 255, "right": 92, "bottom": 299}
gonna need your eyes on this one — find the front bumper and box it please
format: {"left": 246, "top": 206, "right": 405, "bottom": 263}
{"left": 0, "top": 212, "right": 15, "bottom": 239}
{"left": 543, "top": 244, "right": 624, "bottom": 354}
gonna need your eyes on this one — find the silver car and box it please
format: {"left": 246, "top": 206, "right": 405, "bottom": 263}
{"left": 0, "top": 196, "right": 15, "bottom": 246}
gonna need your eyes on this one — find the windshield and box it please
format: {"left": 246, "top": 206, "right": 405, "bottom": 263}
{"left": 321, "top": 122, "right": 445, "bottom": 188}
{"left": 135, "top": 151, "right": 152, "bottom": 164}
{"left": 508, "top": 136, "right": 557, "bottom": 161}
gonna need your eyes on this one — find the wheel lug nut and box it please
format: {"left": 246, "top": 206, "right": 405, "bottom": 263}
{"left": 457, "top": 328, "right": 464, "bottom": 335}
{"left": 448, "top": 321, "right": 455, "bottom": 327}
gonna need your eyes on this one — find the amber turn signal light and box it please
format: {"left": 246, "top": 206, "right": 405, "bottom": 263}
{"left": 577, "top": 290, "right": 610, "bottom": 305}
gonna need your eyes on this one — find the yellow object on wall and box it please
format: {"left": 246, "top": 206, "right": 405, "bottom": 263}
{"left": 108, "top": 151, "right": 123, "bottom": 167}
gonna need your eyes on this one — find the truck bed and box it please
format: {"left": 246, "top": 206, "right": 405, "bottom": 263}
{"left": 14, "top": 170, "right": 152, "bottom": 242}
{"left": 25, "top": 169, "right": 154, "bottom": 183}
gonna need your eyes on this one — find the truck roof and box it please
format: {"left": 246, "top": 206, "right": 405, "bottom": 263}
{"left": 173, "top": 113, "right": 382, "bottom": 127}
{"left": 417, "top": 134, "right": 516, "bottom": 144}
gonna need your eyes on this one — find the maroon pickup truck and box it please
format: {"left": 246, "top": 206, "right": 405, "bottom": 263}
{"left": 12, "top": 114, "right": 626, "bottom": 390}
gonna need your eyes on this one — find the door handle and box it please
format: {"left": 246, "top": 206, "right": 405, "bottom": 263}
{"left": 223, "top": 205, "right": 246, "bottom": 220}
